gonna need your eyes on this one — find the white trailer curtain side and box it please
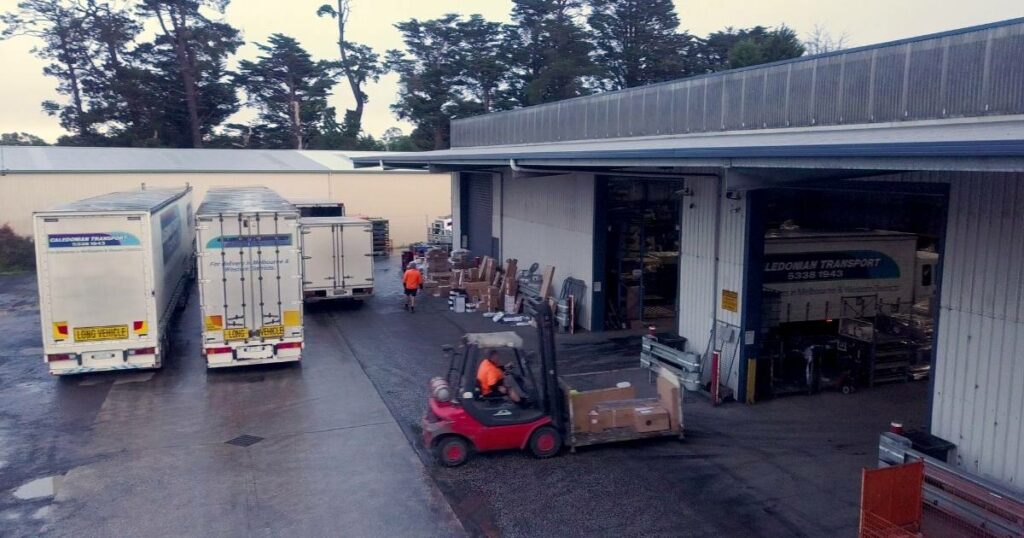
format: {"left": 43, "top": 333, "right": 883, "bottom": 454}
{"left": 33, "top": 186, "right": 194, "bottom": 375}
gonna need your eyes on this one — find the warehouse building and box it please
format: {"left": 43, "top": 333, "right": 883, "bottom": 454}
{"left": 0, "top": 146, "right": 451, "bottom": 247}
{"left": 355, "top": 19, "right": 1024, "bottom": 492}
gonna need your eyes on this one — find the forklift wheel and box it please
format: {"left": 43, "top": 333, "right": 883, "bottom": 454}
{"left": 528, "top": 426, "right": 562, "bottom": 459}
{"left": 435, "top": 436, "right": 470, "bottom": 467}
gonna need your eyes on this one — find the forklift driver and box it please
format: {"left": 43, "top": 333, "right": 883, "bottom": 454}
{"left": 477, "top": 350, "right": 522, "bottom": 403}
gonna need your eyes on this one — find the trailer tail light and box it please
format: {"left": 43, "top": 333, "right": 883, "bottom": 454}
{"left": 46, "top": 353, "right": 75, "bottom": 362}
{"left": 133, "top": 320, "right": 148, "bottom": 336}
{"left": 127, "top": 347, "right": 156, "bottom": 356}
{"left": 204, "top": 346, "right": 232, "bottom": 355}
{"left": 52, "top": 322, "right": 69, "bottom": 341}
{"left": 275, "top": 342, "right": 301, "bottom": 351}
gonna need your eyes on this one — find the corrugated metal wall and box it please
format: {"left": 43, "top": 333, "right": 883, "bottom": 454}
{"left": 852, "top": 170, "right": 1024, "bottom": 492}
{"left": 677, "top": 175, "right": 747, "bottom": 394}
{"left": 451, "top": 173, "right": 462, "bottom": 249}
{"left": 934, "top": 172, "right": 1023, "bottom": 491}
{"left": 451, "top": 19, "right": 1024, "bottom": 147}
{"left": 0, "top": 172, "right": 451, "bottom": 247}
{"left": 500, "top": 172, "right": 595, "bottom": 329}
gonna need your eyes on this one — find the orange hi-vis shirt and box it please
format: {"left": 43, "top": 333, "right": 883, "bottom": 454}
{"left": 477, "top": 359, "right": 504, "bottom": 395}
{"left": 403, "top": 268, "right": 423, "bottom": 290}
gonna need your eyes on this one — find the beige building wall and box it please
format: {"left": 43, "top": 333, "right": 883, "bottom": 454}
{"left": 0, "top": 171, "right": 450, "bottom": 247}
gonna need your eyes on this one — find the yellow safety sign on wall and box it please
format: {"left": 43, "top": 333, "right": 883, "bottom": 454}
{"left": 721, "top": 289, "right": 739, "bottom": 312}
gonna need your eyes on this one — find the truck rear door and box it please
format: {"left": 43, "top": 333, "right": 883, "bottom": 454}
{"left": 300, "top": 224, "right": 338, "bottom": 291}
{"left": 38, "top": 214, "right": 152, "bottom": 355}
{"left": 339, "top": 222, "right": 374, "bottom": 291}
{"left": 201, "top": 213, "right": 297, "bottom": 343}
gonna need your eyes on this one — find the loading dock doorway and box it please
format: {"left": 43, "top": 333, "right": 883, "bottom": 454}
{"left": 601, "top": 177, "right": 683, "bottom": 330}
{"left": 461, "top": 173, "right": 494, "bottom": 258}
{"left": 752, "top": 183, "right": 947, "bottom": 404}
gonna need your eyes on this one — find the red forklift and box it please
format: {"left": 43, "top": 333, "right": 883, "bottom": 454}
{"left": 422, "top": 300, "right": 566, "bottom": 466}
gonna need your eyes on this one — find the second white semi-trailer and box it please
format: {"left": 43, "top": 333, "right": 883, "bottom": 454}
{"left": 33, "top": 186, "right": 194, "bottom": 375}
{"left": 195, "top": 186, "right": 304, "bottom": 367}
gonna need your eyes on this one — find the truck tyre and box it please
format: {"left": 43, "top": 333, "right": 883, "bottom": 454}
{"left": 528, "top": 426, "right": 562, "bottom": 459}
{"left": 435, "top": 436, "right": 470, "bottom": 467}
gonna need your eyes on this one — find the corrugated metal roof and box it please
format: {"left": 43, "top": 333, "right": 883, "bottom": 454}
{"left": 38, "top": 186, "right": 190, "bottom": 214}
{"left": 353, "top": 116, "right": 1024, "bottom": 169}
{"left": 0, "top": 146, "right": 394, "bottom": 173}
{"left": 451, "top": 18, "right": 1024, "bottom": 148}
{"left": 196, "top": 186, "right": 298, "bottom": 216}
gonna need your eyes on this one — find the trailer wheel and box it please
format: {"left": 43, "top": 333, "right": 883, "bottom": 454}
{"left": 435, "top": 436, "right": 470, "bottom": 467}
{"left": 842, "top": 385, "right": 855, "bottom": 395}
{"left": 528, "top": 426, "right": 562, "bottom": 459}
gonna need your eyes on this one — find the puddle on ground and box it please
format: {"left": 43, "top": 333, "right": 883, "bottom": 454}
{"left": 17, "top": 347, "right": 42, "bottom": 358}
{"left": 12, "top": 475, "right": 61, "bottom": 500}
{"left": 114, "top": 372, "right": 155, "bottom": 385}
{"left": 31, "top": 506, "right": 52, "bottom": 520}
{"left": 1, "top": 510, "right": 21, "bottom": 521}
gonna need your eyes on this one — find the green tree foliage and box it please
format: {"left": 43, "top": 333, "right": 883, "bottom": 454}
{"left": 135, "top": 0, "right": 242, "bottom": 148}
{"left": 2, "top": 1, "right": 93, "bottom": 139}
{"left": 0, "top": 224, "right": 35, "bottom": 273}
{"left": 234, "top": 34, "right": 336, "bottom": 149}
{"left": 0, "top": 132, "right": 49, "bottom": 145}
{"left": 586, "top": 0, "right": 700, "bottom": 90}
{"left": 510, "top": 0, "right": 594, "bottom": 105}
{"left": 702, "top": 25, "right": 806, "bottom": 71}
{"left": 386, "top": 15, "right": 468, "bottom": 150}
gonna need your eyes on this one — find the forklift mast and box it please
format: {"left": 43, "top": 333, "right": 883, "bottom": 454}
{"left": 531, "top": 299, "right": 565, "bottom": 431}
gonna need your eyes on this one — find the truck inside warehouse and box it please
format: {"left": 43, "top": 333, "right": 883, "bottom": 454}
{"left": 195, "top": 186, "right": 304, "bottom": 367}
{"left": 299, "top": 216, "right": 375, "bottom": 301}
{"left": 33, "top": 186, "right": 194, "bottom": 375}
{"left": 751, "top": 185, "right": 946, "bottom": 399}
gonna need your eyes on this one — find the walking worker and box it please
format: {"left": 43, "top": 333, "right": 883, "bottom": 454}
{"left": 403, "top": 262, "right": 424, "bottom": 312}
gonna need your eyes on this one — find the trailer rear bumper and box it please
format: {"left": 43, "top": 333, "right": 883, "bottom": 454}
{"left": 48, "top": 359, "right": 160, "bottom": 375}
{"left": 205, "top": 342, "right": 302, "bottom": 368}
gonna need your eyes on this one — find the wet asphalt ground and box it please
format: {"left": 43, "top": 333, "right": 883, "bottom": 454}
{"left": 0, "top": 258, "right": 929, "bottom": 537}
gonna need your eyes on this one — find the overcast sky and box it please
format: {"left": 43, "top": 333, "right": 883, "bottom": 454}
{"left": 0, "top": 0, "right": 1021, "bottom": 143}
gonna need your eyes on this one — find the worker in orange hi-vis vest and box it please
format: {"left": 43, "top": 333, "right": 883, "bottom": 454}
{"left": 402, "top": 262, "right": 424, "bottom": 313}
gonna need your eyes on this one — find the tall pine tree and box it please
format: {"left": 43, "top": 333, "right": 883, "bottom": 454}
{"left": 586, "top": 0, "right": 699, "bottom": 90}
{"left": 235, "top": 34, "right": 336, "bottom": 149}
{"left": 136, "top": 0, "right": 242, "bottom": 148}
{"left": 510, "top": 0, "right": 594, "bottom": 105}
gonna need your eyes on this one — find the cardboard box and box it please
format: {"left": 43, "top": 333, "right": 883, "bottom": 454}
{"left": 634, "top": 406, "right": 671, "bottom": 433}
{"left": 567, "top": 386, "right": 635, "bottom": 433}
{"left": 593, "top": 398, "right": 659, "bottom": 429}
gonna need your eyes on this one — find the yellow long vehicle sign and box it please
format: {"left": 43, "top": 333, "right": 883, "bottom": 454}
{"left": 74, "top": 325, "right": 129, "bottom": 342}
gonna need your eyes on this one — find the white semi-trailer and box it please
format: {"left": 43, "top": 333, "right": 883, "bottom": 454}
{"left": 195, "top": 186, "right": 304, "bottom": 367}
{"left": 299, "top": 217, "right": 375, "bottom": 301}
{"left": 763, "top": 230, "right": 936, "bottom": 324}
{"left": 33, "top": 187, "right": 194, "bottom": 375}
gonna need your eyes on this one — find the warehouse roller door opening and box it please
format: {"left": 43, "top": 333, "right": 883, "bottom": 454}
{"left": 601, "top": 177, "right": 684, "bottom": 331}
{"left": 751, "top": 183, "right": 948, "bottom": 408}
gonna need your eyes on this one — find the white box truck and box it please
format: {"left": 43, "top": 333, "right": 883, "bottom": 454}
{"left": 195, "top": 186, "right": 304, "bottom": 368}
{"left": 299, "top": 217, "right": 375, "bottom": 301}
{"left": 291, "top": 199, "right": 345, "bottom": 218}
{"left": 763, "top": 230, "right": 936, "bottom": 323}
{"left": 33, "top": 187, "right": 194, "bottom": 375}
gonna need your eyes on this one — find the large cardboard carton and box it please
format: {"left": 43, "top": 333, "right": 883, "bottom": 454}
{"left": 634, "top": 406, "right": 671, "bottom": 433}
{"left": 593, "top": 398, "right": 660, "bottom": 430}
{"left": 567, "top": 386, "right": 635, "bottom": 433}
